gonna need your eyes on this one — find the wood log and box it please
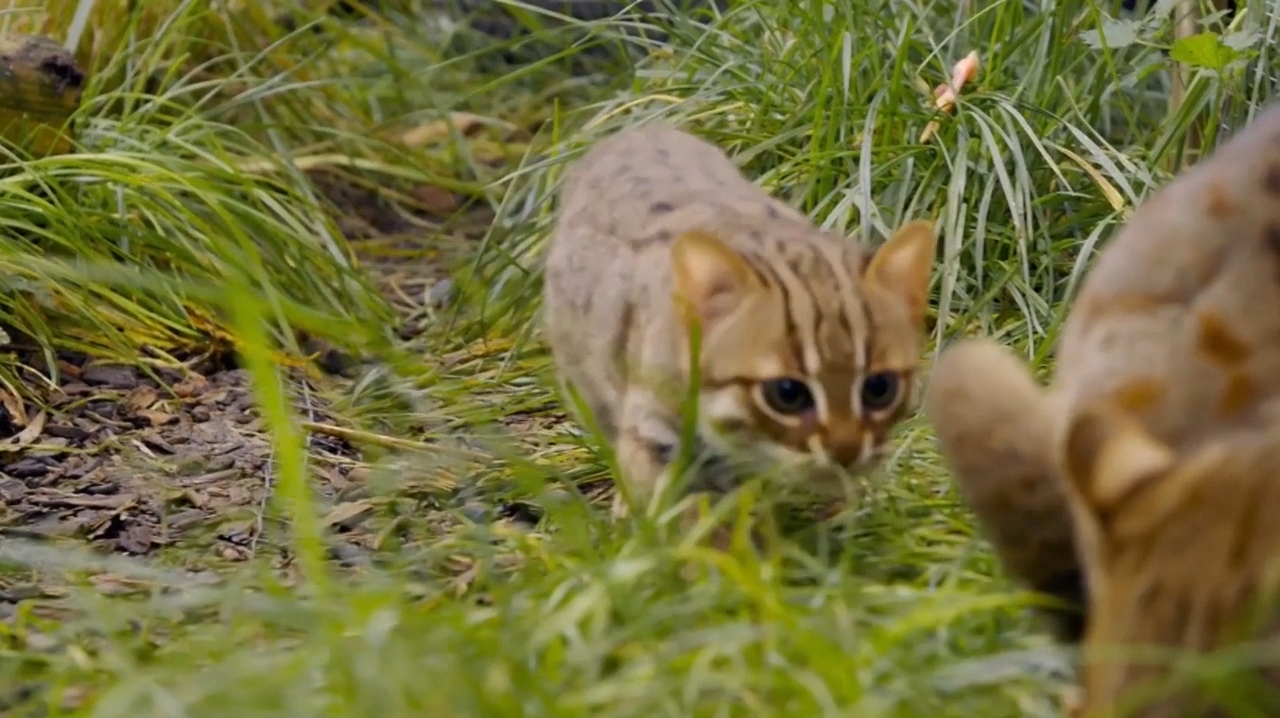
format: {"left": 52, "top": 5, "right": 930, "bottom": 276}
{"left": 0, "top": 33, "right": 85, "bottom": 158}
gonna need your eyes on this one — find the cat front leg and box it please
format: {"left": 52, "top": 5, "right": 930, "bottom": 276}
{"left": 612, "top": 427, "right": 672, "bottom": 519}
{"left": 612, "top": 388, "right": 746, "bottom": 563}
{"left": 611, "top": 386, "right": 682, "bottom": 519}
{"left": 614, "top": 424, "right": 741, "bottom": 582}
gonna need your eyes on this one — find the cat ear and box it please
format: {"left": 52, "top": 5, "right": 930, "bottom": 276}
{"left": 863, "top": 220, "right": 937, "bottom": 326}
{"left": 1062, "top": 402, "right": 1175, "bottom": 516}
{"left": 671, "top": 229, "right": 762, "bottom": 330}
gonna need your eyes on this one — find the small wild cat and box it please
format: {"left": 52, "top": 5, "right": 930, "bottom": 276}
{"left": 923, "top": 99, "right": 1280, "bottom": 634}
{"left": 923, "top": 102, "right": 1280, "bottom": 712}
{"left": 1059, "top": 398, "right": 1280, "bottom": 718}
{"left": 928, "top": 342, "right": 1280, "bottom": 716}
{"left": 542, "top": 123, "right": 936, "bottom": 516}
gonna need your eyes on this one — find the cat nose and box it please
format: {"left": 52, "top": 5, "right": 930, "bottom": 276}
{"left": 823, "top": 430, "right": 866, "bottom": 467}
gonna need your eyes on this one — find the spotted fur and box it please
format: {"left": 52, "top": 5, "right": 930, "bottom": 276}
{"left": 543, "top": 123, "right": 935, "bottom": 513}
{"left": 1061, "top": 401, "right": 1280, "bottom": 717}
{"left": 923, "top": 101, "right": 1280, "bottom": 714}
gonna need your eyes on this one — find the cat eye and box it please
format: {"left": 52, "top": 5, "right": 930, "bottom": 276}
{"left": 759, "top": 378, "right": 816, "bottom": 415}
{"left": 860, "top": 372, "right": 900, "bottom": 411}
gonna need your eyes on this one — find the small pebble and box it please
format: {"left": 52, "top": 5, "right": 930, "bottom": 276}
{"left": 461, "top": 501, "right": 490, "bottom": 523}
{"left": 329, "top": 541, "right": 369, "bottom": 566}
{"left": 0, "top": 478, "right": 27, "bottom": 501}
{"left": 428, "top": 278, "right": 456, "bottom": 307}
{"left": 44, "top": 424, "right": 89, "bottom": 442}
{"left": 86, "top": 401, "right": 116, "bottom": 419}
{"left": 81, "top": 363, "right": 139, "bottom": 389}
{"left": 219, "top": 545, "right": 249, "bottom": 561}
{"left": 166, "top": 509, "right": 206, "bottom": 530}
{"left": 5, "top": 458, "right": 49, "bottom": 479}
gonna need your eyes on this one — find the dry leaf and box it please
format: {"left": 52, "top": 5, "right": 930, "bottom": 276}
{"left": 411, "top": 184, "right": 461, "bottom": 215}
{"left": 921, "top": 50, "right": 981, "bottom": 144}
{"left": 400, "top": 112, "right": 509, "bottom": 147}
{"left": 934, "top": 50, "right": 981, "bottom": 113}
{"left": 322, "top": 500, "right": 374, "bottom": 529}
{"left": 172, "top": 374, "right": 209, "bottom": 399}
{"left": 27, "top": 491, "right": 134, "bottom": 509}
{"left": 89, "top": 573, "right": 152, "bottom": 596}
{"left": 178, "top": 488, "right": 209, "bottom": 509}
{"left": 123, "top": 385, "right": 160, "bottom": 413}
{"left": 447, "top": 561, "right": 478, "bottom": 598}
{"left": 1058, "top": 145, "right": 1127, "bottom": 212}
{"left": 57, "top": 359, "right": 81, "bottom": 379}
{"left": 920, "top": 121, "right": 942, "bottom": 144}
{"left": 138, "top": 409, "right": 178, "bottom": 427}
{"left": 0, "top": 389, "right": 27, "bottom": 426}
{"left": 117, "top": 524, "right": 153, "bottom": 554}
{"left": 4, "top": 409, "right": 46, "bottom": 448}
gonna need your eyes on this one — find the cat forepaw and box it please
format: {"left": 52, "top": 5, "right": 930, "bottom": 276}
{"left": 609, "top": 492, "right": 631, "bottom": 520}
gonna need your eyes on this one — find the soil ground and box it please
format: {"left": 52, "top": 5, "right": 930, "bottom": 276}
{"left": 0, "top": 171, "right": 582, "bottom": 618}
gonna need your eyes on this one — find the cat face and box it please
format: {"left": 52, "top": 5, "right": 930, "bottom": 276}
{"left": 669, "top": 221, "right": 935, "bottom": 494}
{"left": 1061, "top": 403, "right": 1280, "bottom": 717}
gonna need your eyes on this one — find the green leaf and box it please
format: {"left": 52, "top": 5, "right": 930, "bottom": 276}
{"left": 1170, "top": 31, "right": 1240, "bottom": 72}
{"left": 1080, "top": 17, "right": 1141, "bottom": 50}
{"left": 1222, "top": 29, "right": 1262, "bottom": 52}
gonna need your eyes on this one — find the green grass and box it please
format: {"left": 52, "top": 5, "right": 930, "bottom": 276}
{"left": 0, "top": 0, "right": 1274, "bottom": 715}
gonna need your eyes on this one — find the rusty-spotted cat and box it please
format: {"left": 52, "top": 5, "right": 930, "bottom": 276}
{"left": 542, "top": 123, "right": 936, "bottom": 516}
{"left": 924, "top": 100, "right": 1280, "bottom": 715}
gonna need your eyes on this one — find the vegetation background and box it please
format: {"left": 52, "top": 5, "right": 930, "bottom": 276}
{"left": 0, "top": 0, "right": 1271, "bottom": 715}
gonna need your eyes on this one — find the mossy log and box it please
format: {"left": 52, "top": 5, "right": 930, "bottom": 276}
{"left": 0, "top": 33, "right": 85, "bottom": 157}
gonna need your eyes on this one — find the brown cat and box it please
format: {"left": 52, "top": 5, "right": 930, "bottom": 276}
{"left": 923, "top": 101, "right": 1280, "bottom": 713}
{"left": 1061, "top": 399, "right": 1280, "bottom": 717}
{"left": 542, "top": 123, "right": 936, "bottom": 517}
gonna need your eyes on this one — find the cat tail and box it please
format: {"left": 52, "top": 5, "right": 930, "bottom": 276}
{"left": 923, "top": 337, "right": 1086, "bottom": 642}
